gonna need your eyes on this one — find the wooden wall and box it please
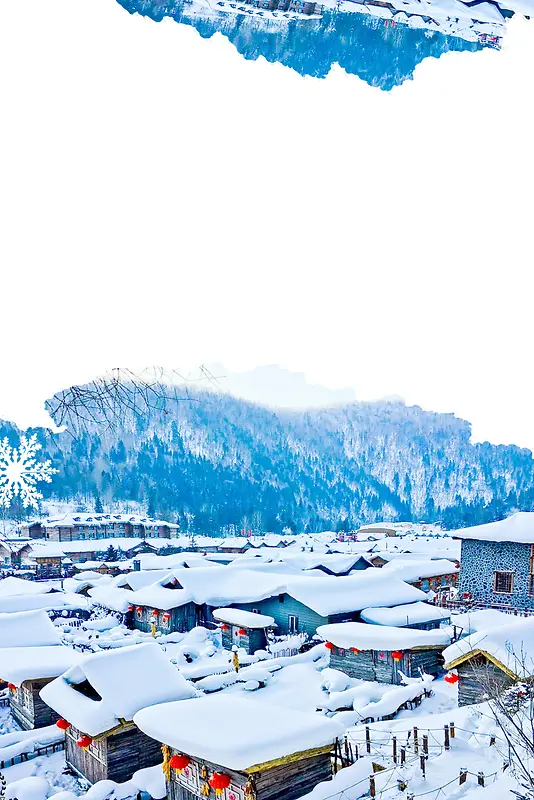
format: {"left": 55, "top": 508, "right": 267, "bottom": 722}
{"left": 134, "top": 601, "right": 199, "bottom": 634}
{"left": 233, "top": 596, "right": 329, "bottom": 638}
{"left": 457, "top": 656, "right": 515, "bottom": 706}
{"left": 66, "top": 724, "right": 164, "bottom": 784}
{"left": 10, "top": 679, "right": 59, "bottom": 730}
{"left": 167, "top": 747, "right": 333, "bottom": 800}
{"left": 328, "top": 647, "right": 443, "bottom": 685}
{"left": 221, "top": 626, "right": 267, "bottom": 654}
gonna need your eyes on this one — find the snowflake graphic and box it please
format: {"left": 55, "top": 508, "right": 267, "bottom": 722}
{"left": 0, "top": 434, "right": 58, "bottom": 509}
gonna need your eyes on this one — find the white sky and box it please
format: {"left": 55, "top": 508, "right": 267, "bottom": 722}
{"left": 0, "top": 0, "right": 533, "bottom": 449}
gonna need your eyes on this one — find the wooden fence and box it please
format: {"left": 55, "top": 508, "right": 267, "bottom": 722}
{"left": 0, "top": 740, "right": 65, "bottom": 770}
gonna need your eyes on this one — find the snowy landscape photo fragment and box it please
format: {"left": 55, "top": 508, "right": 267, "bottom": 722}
{"left": 2, "top": 503, "right": 534, "bottom": 800}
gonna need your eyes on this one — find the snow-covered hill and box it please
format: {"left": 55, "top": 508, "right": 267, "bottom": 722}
{"left": 2, "top": 390, "right": 533, "bottom": 532}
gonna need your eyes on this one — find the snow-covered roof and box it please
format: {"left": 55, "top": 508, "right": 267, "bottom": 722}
{"left": 0, "top": 645, "right": 82, "bottom": 685}
{"left": 133, "top": 553, "right": 217, "bottom": 571}
{"left": 449, "top": 609, "right": 513, "bottom": 635}
{"left": 0, "top": 592, "right": 87, "bottom": 614}
{"left": 317, "top": 621, "right": 451, "bottom": 650}
{"left": 41, "top": 512, "right": 179, "bottom": 529}
{"left": 0, "top": 609, "right": 63, "bottom": 647}
{"left": 40, "top": 642, "right": 196, "bottom": 736}
{"left": 134, "top": 695, "right": 344, "bottom": 771}
{"left": 114, "top": 570, "right": 172, "bottom": 591}
{"left": 453, "top": 513, "right": 534, "bottom": 545}
{"left": 28, "top": 538, "right": 174, "bottom": 555}
{"left": 212, "top": 608, "right": 275, "bottom": 629}
{"left": 443, "top": 617, "right": 534, "bottom": 678}
{"left": 173, "top": 567, "right": 289, "bottom": 607}
{"left": 360, "top": 602, "right": 450, "bottom": 627}
{"left": 285, "top": 572, "right": 427, "bottom": 616}
{"left": 87, "top": 585, "right": 134, "bottom": 613}
{"left": 0, "top": 577, "right": 55, "bottom": 597}
{"left": 234, "top": 552, "right": 372, "bottom": 575}
{"left": 381, "top": 559, "right": 459, "bottom": 582}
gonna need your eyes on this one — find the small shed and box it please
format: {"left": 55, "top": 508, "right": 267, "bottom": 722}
{"left": 134, "top": 695, "right": 344, "bottom": 800}
{"left": 442, "top": 617, "right": 534, "bottom": 706}
{"left": 360, "top": 602, "right": 451, "bottom": 631}
{"left": 40, "top": 641, "right": 196, "bottom": 784}
{"left": 0, "top": 609, "right": 81, "bottom": 729}
{"left": 212, "top": 608, "right": 276, "bottom": 654}
{"left": 317, "top": 621, "right": 451, "bottom": 684}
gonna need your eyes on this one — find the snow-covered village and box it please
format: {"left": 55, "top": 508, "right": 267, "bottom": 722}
{"left": 3, "top": 419, "right": 534, "bottom": 800}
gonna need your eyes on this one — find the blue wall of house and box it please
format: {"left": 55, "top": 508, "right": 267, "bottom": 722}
{"left": 224, "top": 594, "right": 359, "bottom": 638}
{"left": 237, "top": 595, "right": 328, "bottom": 637}
{"left": 458, "top": 539, "right": 534, "bottom": 609}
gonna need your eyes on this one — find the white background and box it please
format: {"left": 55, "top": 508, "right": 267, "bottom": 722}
{"left": 0, "top": 0, "right": 533, "bottom": 447}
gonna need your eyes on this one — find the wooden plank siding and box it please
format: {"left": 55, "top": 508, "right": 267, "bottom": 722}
{"left": 66, "top": 723, "right": 164, "bottom": 784}
{"left": 221, "top": 595, "right": 358, "bottom": 639}
{"left": 221, "top": 626, "right": 268, "bottom": 654}
{"left": 328, "top": 646, "right": 444, "bottom": 684}
{"left": 167, "top": 748, "right": 334, "bottom": 800}
{"left": 456, "top": 655, "right": 515, "bottom": 706}
{"left": 133, "top": 601, "right": 199, "bottom": 634}
{"left": 10, "top": 679, "right": 59, "bottom": 730}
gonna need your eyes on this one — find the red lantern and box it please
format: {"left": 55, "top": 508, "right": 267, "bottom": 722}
{"left": 351, "top": 648, "right": 360, "bottom": 655}
{"left": 151, "top": 609, "right": 159, "bottom": 617}
{"left": 163, "top": 612, "right": 171, "bottom": 621}
{"left": 7, "top": 683, "right": 17, "bottom": 691}
{"left": 169, "top": 754, "right": 191, "bottom": 771}
{"left": 136, "top": 606, "right": 143, "bottom": 619}
{"left": 325, "top": 642, "right": 335, "bottom": 650}
{"left": 77, "top": 735, "right": 93, "bottom": 749}
{"left": 391, "top": 651, "right": 403, "bottom": 662}
{"left": 127, "top": 605, "right": 134, "bottom": 612}
{"left": 220, "top": 624, "right": 229, "bottom": 631}
{"left": 445, "top": 672, "right": 459, "bottom": 684}
{"left": 237, "top": 628, "right": 247, "bottom": 636}
{"left": 209, "top": 772, "right": 231, "bottom": 795}
{"left": 56, "top": 718, "right": 70, "bottom": 730}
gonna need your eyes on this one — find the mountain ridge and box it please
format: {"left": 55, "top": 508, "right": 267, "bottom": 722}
{"left": 1, "top": 389, "right": 533, "bottom": 533}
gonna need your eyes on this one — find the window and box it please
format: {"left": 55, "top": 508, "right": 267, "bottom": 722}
{"left": 421, "top": 580, "right": 430, "bottom": 591}
{"left": 288, "top": 615, "right": 299, "bottom": 633}
{"left": 279, "top": 595, "right": 285, "bottom": 603}
{"left": 252, "top": 608, "right": 260, "bottom": 614}
{"left": 494, "top": 571, "right": 514, "bottom": 594}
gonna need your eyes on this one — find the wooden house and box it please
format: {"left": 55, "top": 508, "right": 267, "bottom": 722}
{"left": 27, "top": 513, "right": 178, "bottom": 543}
{"left": 455, "top": 513, "right": 534, "bottom": 610}
{"left": 218, "top": 538, "right": 254, "bottom": 554}
{"left": 442, "top": 616, "right": 534, "bottom": 706}
{"left": 32, "top": 551, "right": 65, "bottom": 578}
{"left": 317, "top": 621, "right": 451, "bottom": 684}
{"left": 129, "top": 574, "right": 199, "bottom": 634}
{"left": 229, "top": 572, "right": 428, "bottom": 640}
{"left": 0, "top": 609, "right": 81, "bottom": 729}
{"left": 21, "top": 522, "right": 45, "bottom": 539}
{"left": 134, "top": 695, "right": 345, "bottom": 800}
{"left": 357, "top": 526, "right": 398, "bottom": 538}
{"left": 212, "top": 608, "right": 276, "bottom": 654}
{"left": 40, "top": 642, "right": 196, "bottom": 784}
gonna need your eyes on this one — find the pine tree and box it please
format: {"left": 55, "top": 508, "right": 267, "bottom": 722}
{"left": 104, "top": 544, "right": 118, "bottom": 562}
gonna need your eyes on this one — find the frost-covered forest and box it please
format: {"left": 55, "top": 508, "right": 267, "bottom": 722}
{"left": 2, "top": 391, "right": 533, "bottom": 532}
